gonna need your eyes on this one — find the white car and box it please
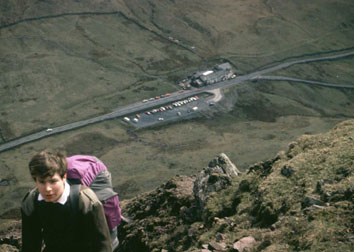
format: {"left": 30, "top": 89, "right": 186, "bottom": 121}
{"left": 46, "top": 128, "right": 53, "bottom": 132}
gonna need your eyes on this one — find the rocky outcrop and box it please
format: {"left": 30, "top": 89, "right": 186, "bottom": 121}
{"left": 117, "top": 153, "right": 240, "bottom": 252}
{"left": 194, "top": 153, "right": 240, "bottom": 215}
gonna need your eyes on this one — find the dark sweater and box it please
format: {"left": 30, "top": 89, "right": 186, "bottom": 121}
{"left": 21, "top": 186, "right": 112, "bottom": 252}
{"left": 37, "top": 200, "right": 83, "bottom": 252}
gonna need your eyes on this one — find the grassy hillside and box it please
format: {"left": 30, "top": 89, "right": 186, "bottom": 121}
{"left": 0, "top": 0, "right": 353, "bottom": 216}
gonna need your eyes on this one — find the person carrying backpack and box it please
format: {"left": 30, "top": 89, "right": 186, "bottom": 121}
{"left": 21, "top": 149, "right": 113, "bottom": 252}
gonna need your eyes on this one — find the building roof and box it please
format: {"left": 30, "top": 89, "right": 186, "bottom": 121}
{"left": 202, "top": 70, "right": 214, "bottom": 76}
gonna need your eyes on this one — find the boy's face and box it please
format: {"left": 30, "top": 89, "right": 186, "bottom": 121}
{"left": 35, "top": 173, "right": 66, "bottom": 202}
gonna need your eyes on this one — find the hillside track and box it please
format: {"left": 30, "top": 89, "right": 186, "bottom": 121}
{"left": 0, "top": 10, "right": 198, "bottom": 56}
{"left": 254, "top": 76, "right": 354, "bottom": 89}
{"left": 0, "top": 11, "right": 120, "bottom": 30}
{"left": 249, "top": 46, "right": 354, "bottom": 73}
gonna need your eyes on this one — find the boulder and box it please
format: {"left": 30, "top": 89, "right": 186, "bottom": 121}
{"left": 233, "top": 236, "right": 256, "bottom": 252}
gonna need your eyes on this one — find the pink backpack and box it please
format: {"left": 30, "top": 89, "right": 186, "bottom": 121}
{"left": 66, "top": 155, "right": 122, "bottom": 230}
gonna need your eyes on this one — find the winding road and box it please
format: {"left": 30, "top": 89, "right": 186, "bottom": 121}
{"left": 254, "top": 76, "right": 354, "bottom": 89}
{"left": 0, "top": 50, "right": 353, "bottom": 153}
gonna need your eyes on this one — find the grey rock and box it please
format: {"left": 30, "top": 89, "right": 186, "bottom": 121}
{"left": 302, "top": 196, "right": 325, "bottom": 208}
{"left": 215, "top": 232, "right": 225, "bottom": 242}
{"left": 202, "top": 244, "right": 209, "bottom": 249}
{"left": 208, "top": 153, "right": 240, "bottom": 177}
{"left": 233, "top": 236, "right": 256, "bottom": 252}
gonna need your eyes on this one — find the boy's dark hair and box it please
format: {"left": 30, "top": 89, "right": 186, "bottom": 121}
{"left": 29, "top": 149, "right": 67, "bottom": 180}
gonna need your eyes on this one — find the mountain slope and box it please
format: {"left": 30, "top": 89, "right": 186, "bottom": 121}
{"left": 0, "top": 120, "right": 353, "bottom": 251}
{"left": 117, "top": 119, "right": 354, "bottom": 251}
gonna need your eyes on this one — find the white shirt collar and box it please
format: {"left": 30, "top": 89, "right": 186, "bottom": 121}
{"left": 38, "top": 180, "right": 71, "bottom": 205}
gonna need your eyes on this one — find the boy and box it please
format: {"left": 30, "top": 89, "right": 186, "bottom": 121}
{"left": 21, "top": 149, "right": 112, "bottom": 252}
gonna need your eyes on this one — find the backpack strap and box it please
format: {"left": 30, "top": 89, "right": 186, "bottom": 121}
{"left": 69, "top": 183, "right": 80, "bottom": 216}
{"left": 67, "top": 177, "right": 81, "bottom": 185}
{"left": 22, "top": 188, "right": 39, "bottom": 216}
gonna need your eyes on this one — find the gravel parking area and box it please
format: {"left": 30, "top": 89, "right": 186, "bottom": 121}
{"left": 123, "top": 94, "right": 213, "bottom": 128}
